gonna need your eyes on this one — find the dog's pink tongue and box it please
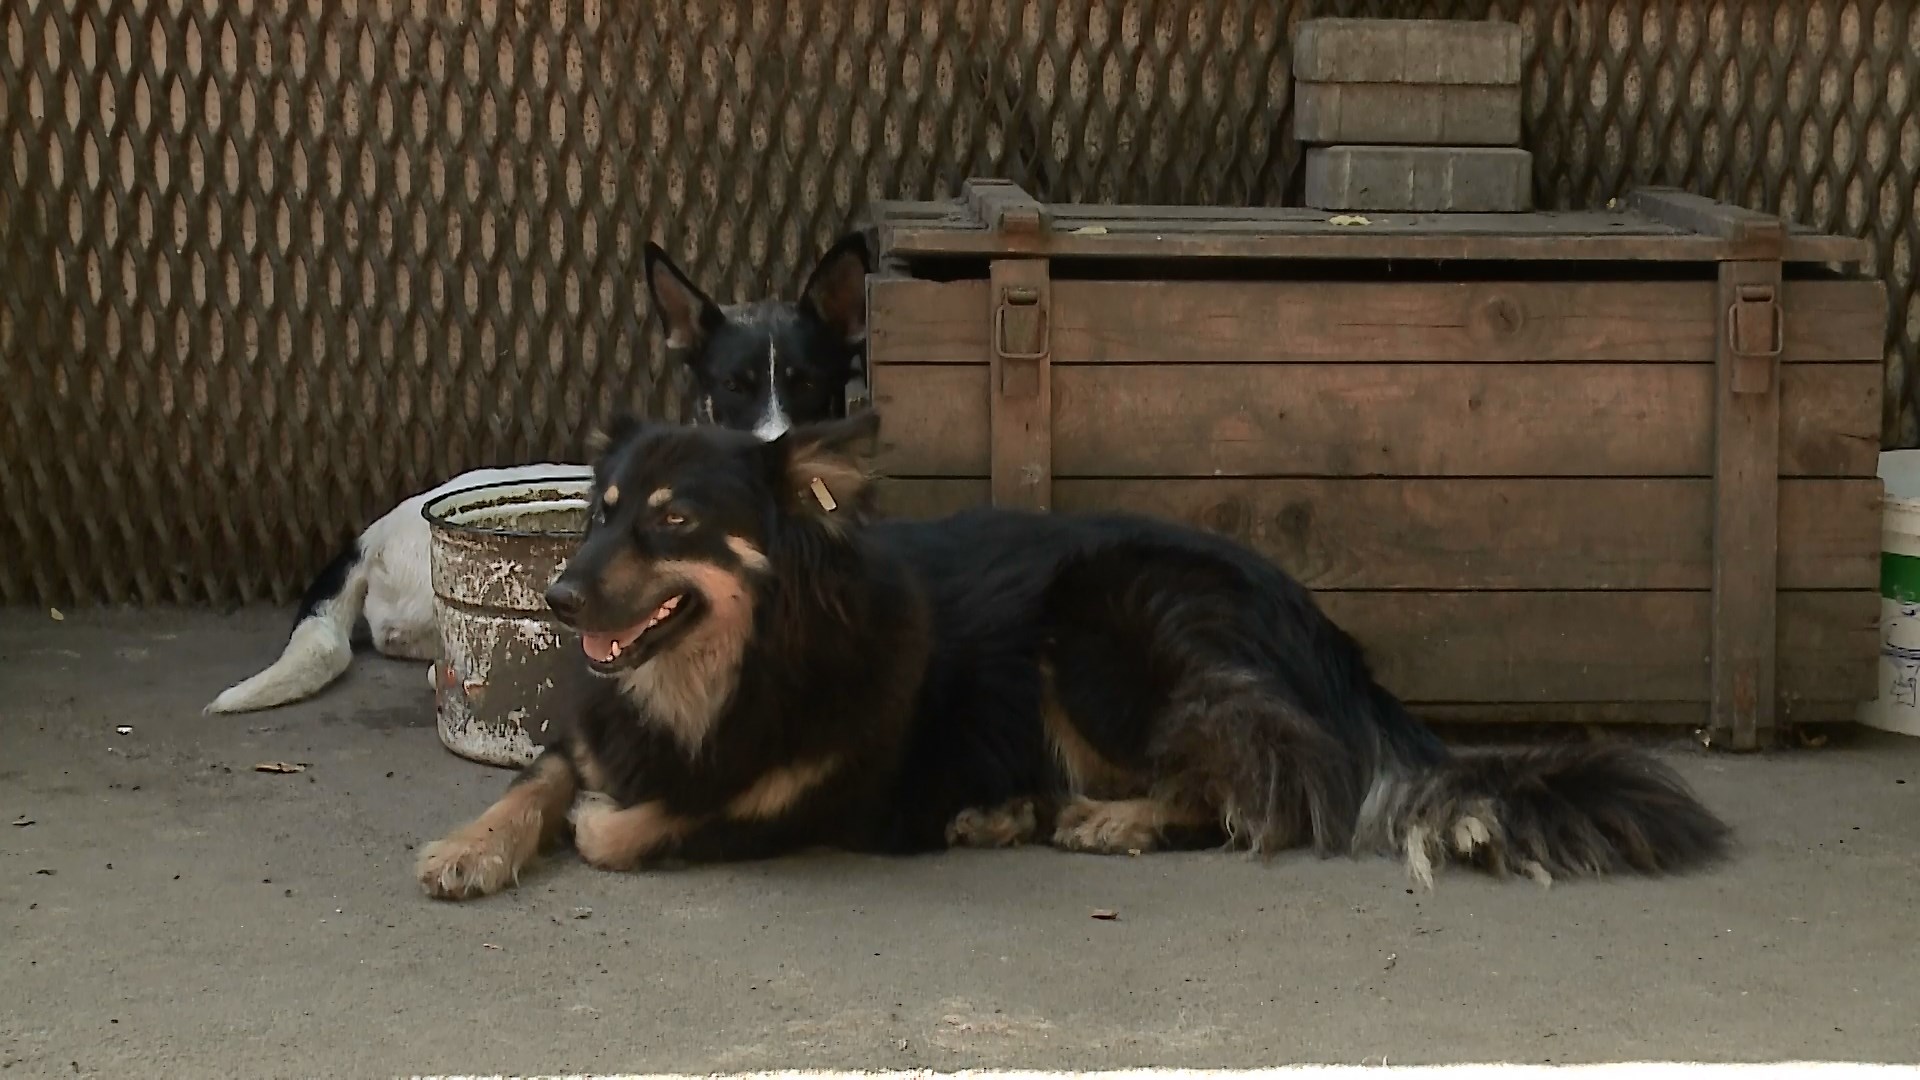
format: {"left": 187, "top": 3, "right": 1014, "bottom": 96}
{"left": 579, "top": 633, "right": 618, "bottom": 663}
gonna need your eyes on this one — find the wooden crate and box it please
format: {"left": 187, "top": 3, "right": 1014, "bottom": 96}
{"left": 859, "top": 179, "right": 1889, "bottom": 750}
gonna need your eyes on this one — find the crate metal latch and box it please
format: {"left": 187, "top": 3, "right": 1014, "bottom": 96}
{"left": 994, "top": 283, "right": 1048, "bottom": 399}
{"left": 1726, "top": 283, "right": 1783, "bottom": 394}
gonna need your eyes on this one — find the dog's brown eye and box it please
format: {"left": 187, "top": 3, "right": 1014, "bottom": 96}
{"left": 664, "top": 512, "right": 687, "bottom": 527}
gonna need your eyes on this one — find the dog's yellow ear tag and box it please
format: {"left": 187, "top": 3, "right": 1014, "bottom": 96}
{"left": 808, "top": 477, "right": 838, "bottom": 512}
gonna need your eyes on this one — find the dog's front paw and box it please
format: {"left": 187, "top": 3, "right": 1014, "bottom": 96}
{"left": 415, "top": 832, "right": 518, "bottom": 901}
{"left": 568, "top": 792, "right": 638, "bottom": 872}
{"left": 1051, "top": 797, "right": 1160, "bottom": 854}
{"left": 945, "top": 798, "right": 1039, "bottom": 848}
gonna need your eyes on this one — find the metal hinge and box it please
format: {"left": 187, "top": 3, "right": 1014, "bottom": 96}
{"left": 1726, "top": 283, "right": 1783, "bottom": 394}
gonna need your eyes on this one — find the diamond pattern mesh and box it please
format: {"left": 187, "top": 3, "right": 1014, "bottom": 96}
{"left": 3, "top": 0, "right": 1914, "bottom": 605}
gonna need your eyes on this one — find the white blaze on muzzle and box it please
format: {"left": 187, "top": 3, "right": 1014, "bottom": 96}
{"left": 751, "top": 337, "right": 791, "bottom": 441}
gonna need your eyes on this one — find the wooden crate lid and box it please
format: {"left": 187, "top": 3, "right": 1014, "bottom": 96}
{"left": 866, "top": 179, "right": 1870, "bottom": 266}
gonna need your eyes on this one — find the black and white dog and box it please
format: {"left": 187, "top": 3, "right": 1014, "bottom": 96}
{"left": 205, "top": 234, "right": 871, "bottom": 714}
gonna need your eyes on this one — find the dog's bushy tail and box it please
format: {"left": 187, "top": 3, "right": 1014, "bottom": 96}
{"left": 1356, "top": 743, "right": 1732, "bottom": 889}
{"left": 204, "top": 541, "right": 370, "bottom": 714}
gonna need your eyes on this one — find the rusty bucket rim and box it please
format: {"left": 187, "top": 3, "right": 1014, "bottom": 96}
{"left": 421, "top": 474, "right": 594, "bottom": 541}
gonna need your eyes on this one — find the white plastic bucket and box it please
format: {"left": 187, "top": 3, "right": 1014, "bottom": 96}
{"left": 1859, "top": 450, "right": 1920, "bottom": 737}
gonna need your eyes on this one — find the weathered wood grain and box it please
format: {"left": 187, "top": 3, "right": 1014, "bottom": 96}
{"left": 871, "top": 192, "right": 1874, "bottom": 265}
{"left": 964, "top": 177, "right": 1050, "bottom": 235}
{"left": 1630, "top": 187, "right": 1790, "bottom": 262}
{"left": 876, "top": 220, "right": 1869, "bottom": 265}
{"left": 870, "top": 362, "right": 1880, "bottom": 479}
{"left": 868, "top": 280, "right": 987, "bottom": 365}
{"left": 1779, "top": 363, "right": 1883, "bottom": 479}
{"left": 867, "top": 279, "right": 1885, "bottom": 365}
{"left": 1414, "top": 701, "right": 1859, "bottom": 727}
{"left": 1317, "top": 590, "right": 1876, "bottom": 704}
{"left": 872, "top": 477, "right": 1880, "bottom": 592}
{"left": 1710, "top": 252, "right": 1789, "bottom": 749}
{"left": 987, "top": 257, "right": 1053, "bottom": 510}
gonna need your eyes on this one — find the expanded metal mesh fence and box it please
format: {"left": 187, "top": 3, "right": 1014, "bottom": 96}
{"left": 4, "top": 0, "right": 1916, "bottom": 605}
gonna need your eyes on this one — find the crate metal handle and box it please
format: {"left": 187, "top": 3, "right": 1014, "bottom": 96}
{"left": 1726, "top": 284, "right": 1783, "bottom": 359}
{"left": 1726, "top": 283, "right": 1782, "bottom": 395}
{"left": 994, "top": 286, "right": 1048, "bottom": 361}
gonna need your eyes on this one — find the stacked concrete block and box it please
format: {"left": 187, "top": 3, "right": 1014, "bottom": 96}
{"left": 1295, "top": 18, "right": 1532, "bottom": 213}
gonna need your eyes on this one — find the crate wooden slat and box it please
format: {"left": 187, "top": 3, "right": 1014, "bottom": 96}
{"left": 874, "top": 477, "right": 1881, "bottom": 593}
{"left": 869, "top": 196, "right": 1874, "bottom": 265}
{"left": 860, "top": 180, "right": 1888, "bottom": 747}
{"left": 1413, "top": 702, "right": 1861, "bottom": 728}
{"left": 1317, "top": 590, "right": 1875, "bottom": 704}
{"left": 872, "top": 362, "right": 1878, "bottom": 478}
{"left": 869, "top": 280, "right": 1887, "bottom": 365}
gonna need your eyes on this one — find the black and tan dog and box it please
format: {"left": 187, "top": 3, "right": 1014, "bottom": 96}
{"left": 415, "top": 413, "right": 1731, "bottom": 899}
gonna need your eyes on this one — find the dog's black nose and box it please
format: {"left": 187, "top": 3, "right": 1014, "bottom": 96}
{"left": 545, "top": 580, "right": 585, "bottom": 619}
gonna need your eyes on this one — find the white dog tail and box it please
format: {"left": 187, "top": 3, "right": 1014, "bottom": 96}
{"left": 205, "top": 540, "right": 372, "bottom": 714}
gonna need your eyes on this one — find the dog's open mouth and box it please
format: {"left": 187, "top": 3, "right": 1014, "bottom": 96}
{"left": 576, "top": 591, "right": 703, "bottom": 672}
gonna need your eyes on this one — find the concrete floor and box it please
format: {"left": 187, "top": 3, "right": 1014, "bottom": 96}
{"left": 1, "top": 608, "right": 1917, "bottom": 1078}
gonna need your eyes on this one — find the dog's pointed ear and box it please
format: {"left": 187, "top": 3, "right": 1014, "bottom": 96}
{"left": 586, "top": 413, "right": 645, "bottom": 460}
{"left": 798, "top": 231, "right": 871, "bottom": 347}
{"left": 765, "top": 409, "right": 882, "bottom": 521}
{"left": 644, "top": 242, "right": 724, "bottom": 357}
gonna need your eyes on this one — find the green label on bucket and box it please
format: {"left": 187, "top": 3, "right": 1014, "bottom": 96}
{"left": 1884, "top": 551, "right": 1920, "bottom": 603}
